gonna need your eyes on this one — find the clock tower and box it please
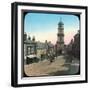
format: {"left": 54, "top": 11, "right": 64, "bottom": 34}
{"left": 56, "top": 19, "right": 64, "bottom": 55}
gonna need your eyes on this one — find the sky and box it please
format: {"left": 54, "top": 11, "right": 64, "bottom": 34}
{"left": 24, "top": 12, "right": 79, "bottom": 45}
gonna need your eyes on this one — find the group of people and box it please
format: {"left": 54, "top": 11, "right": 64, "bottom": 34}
{"left": 40, "top": 50, "right": 56, "bottom": 63}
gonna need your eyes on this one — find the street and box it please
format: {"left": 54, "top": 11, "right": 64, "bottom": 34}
{"left": 24, "top": 55, "right": 80, "bottom": 77}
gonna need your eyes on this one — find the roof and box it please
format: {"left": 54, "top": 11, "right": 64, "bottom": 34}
{"left": 27, "top": 54, "right": 37, "bottom": 58}
{"left": 24, "top": 40, "right": 36, "bottom": 44}
{"left": 37, "top": 41, "right": 54, "bottom": 49}
{"left": 58, "top": 21, "right": 64, "bottom": 26}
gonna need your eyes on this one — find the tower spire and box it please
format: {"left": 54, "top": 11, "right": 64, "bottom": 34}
{"left": 58, "top": 17, "right": 64, "bottom": 26}
{"left": 60, "top": 17, "right": 62, "bottom": 22}
{"left": 56, "top": 17, "right": 64, "bottom": 55}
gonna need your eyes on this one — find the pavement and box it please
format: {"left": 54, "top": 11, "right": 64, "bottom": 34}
{"left": 24, "top": 56, "right": 69, "bottom": 76}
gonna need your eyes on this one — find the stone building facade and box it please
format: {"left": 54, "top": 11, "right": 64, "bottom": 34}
{"left": 24, "top": 33, "right": 37, "bottom": 59}
{"left": 24, "top": 33, "right": 54, "bottom": 61}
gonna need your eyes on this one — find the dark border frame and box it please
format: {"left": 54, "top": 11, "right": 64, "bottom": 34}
{"left": 11, "top": 2, "right": 88, "bottom": 87}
